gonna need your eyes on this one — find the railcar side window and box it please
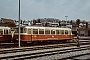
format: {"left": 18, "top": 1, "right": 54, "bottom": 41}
{"left": 20, "top": 28, "right": 23, "bottom": 33}
{"left": 60, "top": 30, "right": 64, "bottom": 34}
{"left": 68, "top": 30, "right": 71, "bottom": 34}
{"left": 15, "top": 28, "right": 24, "bottom": 33}
{"left": 23, "top": 28, "right": 27, "bottom": 33}
{"left": 28, "top": 29, "right": 31, "bottom": 34}
{"left": 39, "top": 29, "right": 44, "bottom": 34}
{"left": 65, "top": 30, "right": 68, "bottom": 34}
{"left": 6, "top": 30, "right": 9, "bottom": 34}
{"left": 33, "top": 29, "right": 38, "bottom": 34}
{"left": 45, "top": 29, "right": 50, "bottom": 34}
{"left": 56, "top": 30, "right": 59, "bottom": 34}
{"left": 0, "top": 29, "right": 3, "bottom": 34}
{"left": 51, "top": 30, "right": 55, "bottom": 34}
{"left": 15, "top": 28, "right": 18, "bottom": 33}
{"left": 4, "top": 30, "right": 8, "bottom": 34}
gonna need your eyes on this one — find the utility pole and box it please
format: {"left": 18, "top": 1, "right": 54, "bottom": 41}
{"left": 18, "top": 0, "right": 21, "bottom": 47}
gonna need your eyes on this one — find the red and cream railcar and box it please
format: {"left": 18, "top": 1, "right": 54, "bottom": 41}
{"left": 14, "top": 26, "right": 72, "bottom": 42}
{"left": 0, "top": 26, "right": 13, "bottom": 42}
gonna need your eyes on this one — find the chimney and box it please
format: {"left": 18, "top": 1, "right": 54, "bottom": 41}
{"left": 86, "top": 22, "right": 88, "bottom": 28}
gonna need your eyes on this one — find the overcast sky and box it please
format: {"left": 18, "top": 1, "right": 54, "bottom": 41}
{"left": 0, "top": 0, "right": 90, "bottom": 21}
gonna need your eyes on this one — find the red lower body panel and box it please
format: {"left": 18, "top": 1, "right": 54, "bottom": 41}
{"left": 0, "top": 35, "right": 12, "bottom": 42}
{"left": 14, "top": 34, "right": 72, "bottom": 41}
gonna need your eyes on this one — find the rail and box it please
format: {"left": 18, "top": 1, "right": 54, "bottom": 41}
{"left": 0, "top": 44, "right": 90, "bottom": 59}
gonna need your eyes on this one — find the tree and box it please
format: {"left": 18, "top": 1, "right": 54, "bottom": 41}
{"left": 45, "top": 22, "right": 48, "bottom": 26}
{"left": 76, "top": 19, "right": 80, "bottom": 25}
{"left": 70, "top": 20, "right": 73, "bottom": 25}
{"left": 82, "top": 20, "right": 86, "bottom": 26}
{"left": 86, "top": 22, "right": 88, "bottom": 28}
{"left": 37, "top": 19, "right": 41, "bottom": 23}
{"left": 33, "top": 20, "right": 37, "bottom": 25}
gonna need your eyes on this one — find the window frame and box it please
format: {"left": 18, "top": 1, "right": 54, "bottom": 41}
{"left": 45, "top": 29, "right": 50, "bottom": 35}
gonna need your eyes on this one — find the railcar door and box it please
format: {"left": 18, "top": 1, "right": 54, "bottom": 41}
{"left": 14, "top": 27, "right": 32, "bottom": 41}
{"left": 38, "top": 29, "right": 45, "bottom": 40}
{"left": 27, "top": 28, "right": 32, "bottom": 41}
{"left": 0, "top": 29, "right": 3, "bottom": 41}
{"left": 31, "top": 29, "right": 39, "bottom": 41}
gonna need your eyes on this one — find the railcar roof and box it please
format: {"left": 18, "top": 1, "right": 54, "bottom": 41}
{"left": 21, "top": 26, "right": 71, "bottom": 30}
{"left": 0, "top": 26, "right": 10, "bottom": 29}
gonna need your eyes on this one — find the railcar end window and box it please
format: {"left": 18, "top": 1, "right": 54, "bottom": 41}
{"left": 39, "top": 29, "right": 44, "bottom": 34}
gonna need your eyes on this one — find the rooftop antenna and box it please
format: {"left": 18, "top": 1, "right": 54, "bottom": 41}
{"left": 65, "top": 16, "right": 68, "bottom": 25}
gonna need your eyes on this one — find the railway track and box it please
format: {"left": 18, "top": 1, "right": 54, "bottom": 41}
{"left": 0, "top": 41, "right": 90, "bottom": 60}
{"left": 0, "top": 43, "right": 78, "bottom": 54}
{"left": 0, "top": 37, "right": 90, "bottom": 60}
{"left": 0, "top": 44, "right": 90, "bottom": 60}
{"left": 0, "top": 38, "right": 89, "bottom": 48}
{"left": 0, "top": 43, "right": 18, "bottom": 48}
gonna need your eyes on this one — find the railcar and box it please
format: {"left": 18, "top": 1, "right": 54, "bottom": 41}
{"left": 13, "top": 26, "right": 72, "bottom": 42}
{"left": 0, "top": 26, "right": 13, "bottom": 42}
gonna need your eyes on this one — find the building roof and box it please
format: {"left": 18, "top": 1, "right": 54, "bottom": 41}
{"left": 0, "top": 18, "right": 16, "bottom": 27}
